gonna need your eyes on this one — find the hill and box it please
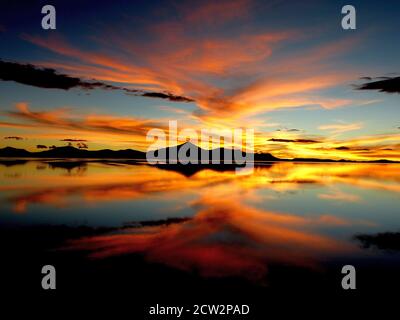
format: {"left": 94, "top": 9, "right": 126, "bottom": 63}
{"left": 147, "top": 142, "right": 279, "bottom": 163}
{"left": 0, "top": 144, "right": 398, "bottom": 163}
{"left": 0, "top": 146, "right": 146, "bottom": 159}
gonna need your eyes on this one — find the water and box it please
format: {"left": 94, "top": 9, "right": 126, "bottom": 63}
{"left": 1, "top": 160, "right": 400, "bottom": 291}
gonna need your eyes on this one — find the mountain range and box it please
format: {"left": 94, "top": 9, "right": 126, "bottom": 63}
{"left": 0, "top": 143, "right": 397, "bottom": 163}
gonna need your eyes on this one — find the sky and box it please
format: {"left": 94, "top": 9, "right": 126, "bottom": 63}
{"left": 0, "top": 0, "right": 399, "bottom": 160}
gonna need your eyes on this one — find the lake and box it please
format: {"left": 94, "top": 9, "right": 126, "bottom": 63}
{"left": 1, "top": 160, "right": 400, "bottom": 297}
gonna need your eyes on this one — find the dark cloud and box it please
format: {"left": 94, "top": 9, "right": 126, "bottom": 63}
{"left": 335, "top": 146, "right": 350, "bottom": 150}
{"left": 357, "top": 76, "right": 400, "bottom": 93}
{"left": 0, "top": 60, "right": 194, "bottom": 102}
{"left": 268, "top": 138, "right": 319, "bottom": 143}
{"left": 269, "top": 138, "right": 292, "bottom": 142}
{"left": 1, "top": 60, "right": 88, "bottom": 90}
{"left": 295, "top": 139, "right": 319, "bottom": 143}
{"left": 141, "top": 92, "right": 194, "bottom": 102}
{"left": 355, "top": 232, "right": 400, "bottom": 251}
{"left": 4, "top": 136, "right": 23, "bottom": 140}
{"left": 36, "top": 145, "right": 48, "bottom": 149}
{"left": 61, "top": 138, "right": 87, "bottom": 142}
{"left": 276, "top": 128, "right": 301, "bottom": 132}
{"left": 333, "top": 146, "right": 369, "bottom": 152}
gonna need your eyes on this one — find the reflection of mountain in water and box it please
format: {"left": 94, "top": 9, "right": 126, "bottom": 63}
{"left": 47, "top": 161, "right": 87, "bottom": 171}
{"left": 0, "top": 159, "right": 28, "bottom": 167}
{"left": 154, "top": 163, "right": 242, "bottom": 177}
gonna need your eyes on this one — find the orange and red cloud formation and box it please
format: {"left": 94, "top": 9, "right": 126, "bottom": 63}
{"left": 17, "top": 0, "right": 363, "bottom": 122}
{"left": 66, "top": 198, "right": 354, "bottom": 281}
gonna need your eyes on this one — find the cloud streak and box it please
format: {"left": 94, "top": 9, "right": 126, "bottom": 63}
{"left": 318, "top": 122, "right": 363, "bottom": 134}
{"left": 60, "top": 139, "right": 87, "bottom": 142}
{"left": 4, "top": 136, "right": 24, "bottom": 140}
{"left": 268, "top": 138, "right": 320, "bottom": 143}
{"left": 1, "top": 102, "right": 171, "bottom": 150}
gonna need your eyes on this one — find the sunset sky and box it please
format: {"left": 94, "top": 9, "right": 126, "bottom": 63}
{"left": 1, "top": 0, "right": 399, "bottom": 160}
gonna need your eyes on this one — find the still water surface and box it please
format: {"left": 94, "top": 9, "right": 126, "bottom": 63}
{"left": 1, "top": 160, "right": 400, "bottom": 283}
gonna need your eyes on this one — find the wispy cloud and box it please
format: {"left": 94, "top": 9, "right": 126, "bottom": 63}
{"left": 1, "top": 102, "right": 170, "bottom": 149}
{"left": 319, "top": 190, "right": 361, "bottom": 202}
{"left": 318, "top": 122, "right": 363, "bottom": 134}
{"left": 19, "top": 0, "right": 363, "bottom": 124}
{"left": 268, "top": 138, "right": 320, "bottom": 143}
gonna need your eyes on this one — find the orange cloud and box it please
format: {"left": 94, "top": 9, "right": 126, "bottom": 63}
{"left": 19, "top": 0, "right": 363, "bottom": 125}
{"left": 3, "top": 3, "right": 394, "bottom": 159}
{"left": 2, "top": 102, "right": 173, "bottom": 150}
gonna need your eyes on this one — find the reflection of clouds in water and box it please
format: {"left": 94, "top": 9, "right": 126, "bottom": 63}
{"left": 2, "top": 161, "right": 400, "bottom": 213}
{"left": 2, "top": 160, "right": 398, "bottom": 280}
{"left": 318, "top": 189, "right": 361, "bottom": 203}
{"left": 67, "top": 196, "right": 358, "bottom": 281}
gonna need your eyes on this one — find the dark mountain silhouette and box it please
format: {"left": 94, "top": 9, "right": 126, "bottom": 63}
{"left": 254, "top": 152, "right": 280, "bottom": 162}
{"left": 0, "top": 144, "right": 398, "bottom": 163}
{"left": 291, "top": 157, "right": 398, "bottom": 163}
{"left": 147, "top": 141, "right": 278, "bottom": 163}
{"left": 0, "top": 147, "right": 32, "bottom": 157}
{"left": 0, "top": 146, "right": 146, "bottom": 159}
